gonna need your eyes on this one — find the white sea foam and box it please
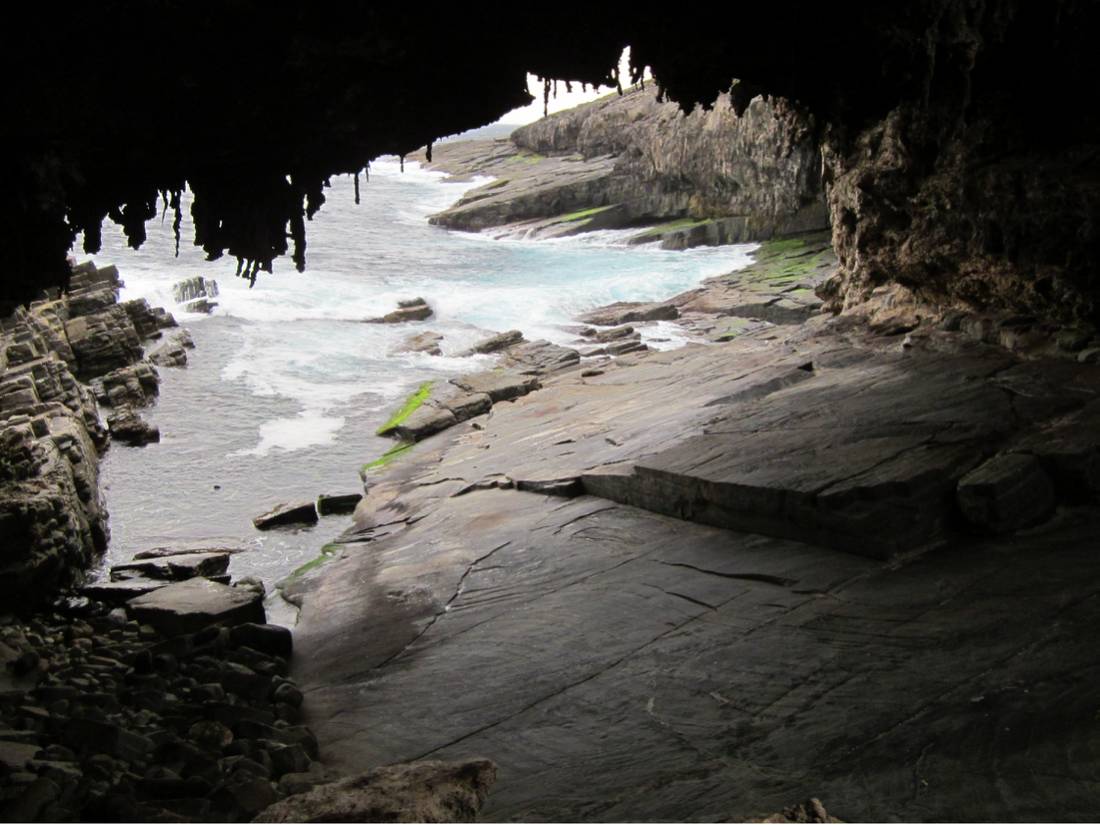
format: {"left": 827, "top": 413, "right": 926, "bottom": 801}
{"left": 86, "top": 164, "right": 754, "bottom": 455}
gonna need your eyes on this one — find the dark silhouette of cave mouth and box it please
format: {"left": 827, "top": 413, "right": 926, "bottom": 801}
{"left": 1, "top": 4, "right": 1098, "bottom": 322}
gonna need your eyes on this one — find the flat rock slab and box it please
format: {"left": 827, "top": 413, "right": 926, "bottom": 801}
{"left": 253, "top": 501, "right": 319, "bottom": 530}
{"left": 127, "top": 578, "right": 265, "bottom": 636}
{"left": 81, "top": 577, "right": 168, "bottom": 604}
{"left": 451, "top": 372, "right": 540, "bottom": 403}
{"left": 316, "top": 493, "right": 363, "bottom": 517}
{"left": 110, "top": 551, "right": 230, "bottom": 581}
{"left": 393, "top": 406, "right": 457, "bottom": 443}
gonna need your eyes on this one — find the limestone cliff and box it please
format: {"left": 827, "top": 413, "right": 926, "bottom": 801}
{"left": 428, "top": 86, "right": 827, "bottom": 247}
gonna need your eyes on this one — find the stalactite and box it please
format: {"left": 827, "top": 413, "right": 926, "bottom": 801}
{"left": 399, "top": 155, "right": 405, "bottom": 172}
{"left": 353, "top": 171, "right": 360, "bottom": 205}
{"left": 543, "top": 76, "right": 551, "bottom": 116}
{"left": 170, "top": 190, "right": 182, "bottom": 258}
{"left": 290, "top": 195, "right": 306, "bottom": 272}
{"left": 565, "top": 80, "right": 572, "bottom": 93}
{"left": 235, "top": 257, "right": 244, "bottom": 279}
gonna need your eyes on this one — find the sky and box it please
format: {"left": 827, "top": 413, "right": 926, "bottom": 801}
{"left": 497, "top": 47, "right": 645, "bottom": 125}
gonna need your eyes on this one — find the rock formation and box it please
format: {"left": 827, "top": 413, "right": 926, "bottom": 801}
{"left": 0, "top": 261, "right": 182, "bottom": 609}
{"left": 1, "top": 4, "right": 1095, "bottom": 331}
{"left": 426, "top": 86, "right": 827, "bottom": 247}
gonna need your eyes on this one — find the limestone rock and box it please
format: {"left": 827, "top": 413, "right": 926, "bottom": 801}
{"left": 451, "top": 372, "right": 540, "bottom": 403}
{"left": 92, "top": 362, "right": 160, "bottom": 408}
{"left": 110, "top": 551, "right": 231, "bottom": 582}
{"left": 80, "top": 577, "right": 167, "bottom": 604}
{"left": 172, "top": 276, "right": 219, "bottom": 305}
{"left": 501, "top": 340, "right": 581, "bottom": 375}
{"left": 317, "top": 493, "right": 363, "bottom": 516}
{"left": 126, "top": 577, "right": 266, "bottom": 636}
{"left": 63, "top": 305, "right": 143, "bottom": 380}
{"left": 121, "top": 298, "right": 177, "bottom": 338}
{"left": 366, "top": 298, "right": 433, "bottom": 324}
{"left": 957, "top": 453, "right": 1056, "bottom": 533}
{"left": 253, "top": 759, "right": 498, "bottom": 823}
{"left": 393, "top": 406, "right": 457, "bottom": 442}
{"left": 253, "top": 501, "right": 319, "bottom": 530}
{"left": 394, "top": 331, "right": 444, "bottom": 356}
{"left": 147, "top": 329, "right": 194, "bottom": 367}
{"left": 577, "top": 302, "right": 679, "bottom": 326}
{"left": 434, "top": 390, "right": 492, "bottom": 423}
{"left": 463, "top": 329, "right": 524, "bottom": 355}
{"left": 106, "top": 406, "right": 160, "bottom": 446}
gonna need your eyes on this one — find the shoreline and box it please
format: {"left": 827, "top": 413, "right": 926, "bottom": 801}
{"left": 288, "top": 227, "right": 1100, "bottom": 819}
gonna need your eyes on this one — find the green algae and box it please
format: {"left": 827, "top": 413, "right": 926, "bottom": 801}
{"left": 559, "top": 205, "right": 613, "bottom": 222}
{"left": 635, "top": 217, "right": 711, "bottom": 238}
{"left": 360, "top": 441, "right": 414, "bottom": 477}
{"left": 376, "top": 382, "right": 433, "bottom": 436}
{"left": 284, "top": 542, "right": 342, "bottom": 583}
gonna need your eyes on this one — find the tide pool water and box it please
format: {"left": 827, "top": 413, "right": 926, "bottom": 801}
{"left": 82, "top": 159, "right": 756, "bottom": 597}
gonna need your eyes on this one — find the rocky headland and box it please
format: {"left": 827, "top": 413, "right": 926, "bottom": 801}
{"left": 421, "top": 85, "right": 828, "bottom": 249}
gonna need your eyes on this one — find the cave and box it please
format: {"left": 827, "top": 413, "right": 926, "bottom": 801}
{"left": 0, "top": 2, "right": 1099, "bottom": 821}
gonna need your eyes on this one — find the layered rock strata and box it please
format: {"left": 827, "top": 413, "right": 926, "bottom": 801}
{"left": 424, "top": 85, "right": 827, "bottom": 248}
{"left": 0, "top": 261, "right": 183, "bottom": 609}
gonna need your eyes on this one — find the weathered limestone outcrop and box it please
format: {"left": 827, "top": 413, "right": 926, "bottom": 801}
{"left": 0, "top": 260, "right": 185, "bottom": 608}
{"left": 426, "top": 86, "right": 827, "bottom": 248}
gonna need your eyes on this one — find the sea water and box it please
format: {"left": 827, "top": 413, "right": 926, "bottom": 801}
{"left": 82, "top": 159, "right": 756, "bottom": 598}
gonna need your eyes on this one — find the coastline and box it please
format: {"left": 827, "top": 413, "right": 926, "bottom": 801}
{"left": 289, "top": 227, "right": 1100, "bottom": 819}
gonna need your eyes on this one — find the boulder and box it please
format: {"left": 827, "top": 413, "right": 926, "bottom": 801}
{"left": 316, "top": 493, "right": 363, "bottom": 516}
{"left": 462, "top": 329, "right": 524, "bottom": 355}
{"left": 253, "top": 501, "right": 319, "bottom": 530}
{"left": 172, "top": 276, "right": 219, "bottom": 305}
{"left": 394, "top": 331, "right": 444, "bottom": 356}
{"left": 253, "top": 759, "right": 498, "bottom": 823}
{"left": 106, "top": 406, "right": 160, "bottom": 446}
{"left": 956, "top": 452, "right": 1056, "bottom": 533}
{"left": 229, "top": 624, "right": 293, "bottom": 659}
{"left": 80, "top": 577, "right": 168, "bottom": 604}
{"left": 92, "top": 362, "right": 160, "bottom": 408}
{"left": 577, "top": 301, "right": 679, "bottom": 326}
{"left": 588, "top": 324, "right": 636, "bottom": 343}
{"left": 366, "top": 297, "right": 433, "bottom": 324}
{"left": 110, "top": 551, "right": 231, "bottom": 582}
{"left": 147, "top": 330, "right": 193, "bottom": 367}
{"left": 183, "top": 298, "right": 218, "bottom": 314}
{"left": 435, "top": 390, "right": 492, "bottom": 422}
{"left": 393, "top": 406, "right": 457, "bottom": 442}
{"left": 501, "top": 340, "right": 581, "bottom": 375}
{"left": 121, "top": 298, "right": 177, "bottom": 338}
{"left": 126, "top": 577, "right": 266, "bottom": 636}
{"left": 451, "top": 372, "right": 540, "bottom": 403}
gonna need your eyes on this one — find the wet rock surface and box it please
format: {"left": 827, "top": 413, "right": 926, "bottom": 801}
{"left": 253, "top": 501, "right": 319, "bottom": 531}
{"left": 296, "top": 298, "right": 1100, "bottom": 820}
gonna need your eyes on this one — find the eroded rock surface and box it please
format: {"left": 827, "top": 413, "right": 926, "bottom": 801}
{"left": 424, "top": 86, "right": 827, "bottom": 249}
{"left": 295, "top": 314, "right": 1100, "bottom": 821}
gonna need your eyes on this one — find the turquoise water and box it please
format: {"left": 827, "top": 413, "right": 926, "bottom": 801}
{"left": 82, "top": 159, "right": 755, "bottom": 597}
